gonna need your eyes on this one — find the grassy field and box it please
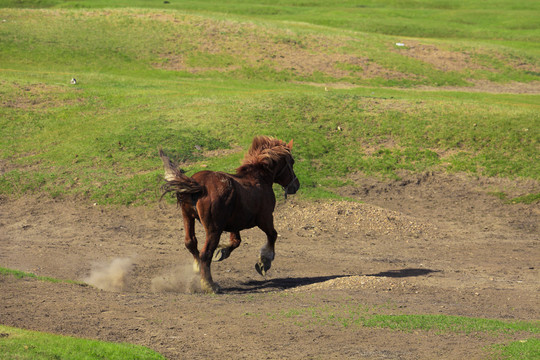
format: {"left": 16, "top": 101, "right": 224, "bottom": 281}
{"left": 2, "top": 0, "right": 539, "bottom": 43}
{"left": 1, "top": 0, "right": 539, "bottom": 204}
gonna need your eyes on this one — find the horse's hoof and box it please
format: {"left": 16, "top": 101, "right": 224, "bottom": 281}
{"left": 213, "top": 247, "right": 231, "bottom": 262}
{"left": 255, "top": 262, "right": 266, "bottom": 276}
{"left": 255, "top": 258, "right": 272, "bottom": 277}
{"left": 200, "top": 279, "right": 221, "bottom": 294}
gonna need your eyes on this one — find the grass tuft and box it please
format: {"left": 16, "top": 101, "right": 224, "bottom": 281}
{"left": 0, "top": 267, "right": 82, "bottom": 285}
{"left": 491, "top": 338, "right": 540, "bottom": 360}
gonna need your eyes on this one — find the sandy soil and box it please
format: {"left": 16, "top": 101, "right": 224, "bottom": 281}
{"left": 1, "top": 172, "right": 539, "bottom": 359}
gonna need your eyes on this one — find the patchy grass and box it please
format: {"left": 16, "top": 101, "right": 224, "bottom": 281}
{"left": 277, "top": 304, "right": 540, "bottom": 334}
{"left": 507, "top": 192, "right": 540, "bottom": 204}
{"left": 362, "top": 314, "right": 539, "bottom": 334}
{"left": 271, "top": 304, "right": 540, "bottom": 359}
{"left": 489, "top": 191, "right": 540, "bottom": 204}
{"left": 3, "top": 8, "right": 537, "bottom": 87}
{"left": 0, "top": 267, "right": 83, "bottom": 285}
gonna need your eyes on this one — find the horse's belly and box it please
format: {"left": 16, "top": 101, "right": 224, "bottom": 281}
{"left": 224, "top": 218, "right": 257, "bottom": 232}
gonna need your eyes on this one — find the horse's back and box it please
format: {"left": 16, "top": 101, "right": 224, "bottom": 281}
{"left": 192, "top": 170, "right": 233, "bottom": 194}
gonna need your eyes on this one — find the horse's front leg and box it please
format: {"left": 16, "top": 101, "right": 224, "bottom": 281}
{"left": 213, "top": 231, "right": 242, "bottom": 262}
{"left": 256, "top": 220, "right": 277, "bottom": 276}
{"left": 199, "top": 230, "right": 222, "bottom": 294}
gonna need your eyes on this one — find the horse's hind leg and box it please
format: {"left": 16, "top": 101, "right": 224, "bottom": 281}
{"left": 183, "top": 215, "right": 200, "bottom": 272}
{"left": 199, "top": 230, "right": 222, "bottom": 293}
{"left": 184, "top": 210, "right": 221, "bottom": 293}
{"left": 213, "top": 231, "right": 241, "bottom": 262}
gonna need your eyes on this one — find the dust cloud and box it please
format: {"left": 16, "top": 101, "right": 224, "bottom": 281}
{"left": 151, "top": 263, "right": 200, "bottom": 293}
{"left": 84, "top": 257, "right": 134, "bottom": 292}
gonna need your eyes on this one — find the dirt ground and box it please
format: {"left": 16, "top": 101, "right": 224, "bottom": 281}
{"left": 1, "top": 172, "right": 539, "bottom": 359}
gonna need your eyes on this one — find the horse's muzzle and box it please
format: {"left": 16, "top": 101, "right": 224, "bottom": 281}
{"left": 287, "top": 181, "right": 300, "bottom": 194}
{"left": 283, "top": 178, "right": 300, "bottom": 199}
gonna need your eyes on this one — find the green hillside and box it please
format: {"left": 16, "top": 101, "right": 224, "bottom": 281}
{"left": 0, "top": 1, "right": 538, "bottom": 204}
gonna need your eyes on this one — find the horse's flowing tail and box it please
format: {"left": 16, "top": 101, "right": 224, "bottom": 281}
{"left": 159, "top": 149, "right": 205, "bottom": 201}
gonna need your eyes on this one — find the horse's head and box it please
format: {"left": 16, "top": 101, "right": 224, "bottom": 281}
{"left": 274, "top": 139, "right": 300, "bottom": 198}
{"left": 241, "top": 136, "right": 300, "bottom": 198}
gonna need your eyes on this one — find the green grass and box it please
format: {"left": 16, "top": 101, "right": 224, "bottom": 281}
{"left": 492, "top": 338, "right": 540, "bottom": 360}
{"left": 0, "top": 2, "right": 538, "bottom": 204}
{"left": 0, "top": 325, "right": 166, "bottom": 360}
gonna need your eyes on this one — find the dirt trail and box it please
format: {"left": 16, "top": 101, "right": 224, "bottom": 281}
{"left": 1, "top": 172, "right": 539, "bottom": 359}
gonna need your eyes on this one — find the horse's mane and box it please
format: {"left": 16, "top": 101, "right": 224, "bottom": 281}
{"left": 237, "top": 136, "right": 291, "bottom": 174}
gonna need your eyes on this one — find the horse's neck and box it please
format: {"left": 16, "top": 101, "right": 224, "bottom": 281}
{"left": 235, "top": 164, "right": 274, "bottom": 185}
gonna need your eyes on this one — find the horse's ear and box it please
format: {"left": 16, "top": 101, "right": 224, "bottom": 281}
{"left": 287, "top": 139, "right": 294, "bottom": 150}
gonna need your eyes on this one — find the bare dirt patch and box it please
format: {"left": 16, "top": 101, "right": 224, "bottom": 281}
{"left": 418, "top": 80, "right": 540, "bottom": 94}
{"left": 302, "top": 79, "right": 540, "bottom": 94}
{"left": 0, "top": 81, "right": 83, "bottom": 110}
{"left": 1, "top": 171, "right": 539, "bottom": 359}
{"left": 392, "top": 41, "right": 488, "bottom": 72}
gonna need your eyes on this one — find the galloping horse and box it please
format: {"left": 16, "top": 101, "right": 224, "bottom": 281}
{"left": 160, "top": 136, "right": 300, "bottom": 293}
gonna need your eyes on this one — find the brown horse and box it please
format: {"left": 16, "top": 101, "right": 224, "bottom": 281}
{"left": 160, "top": 136, "right": 300, "bottom": 293}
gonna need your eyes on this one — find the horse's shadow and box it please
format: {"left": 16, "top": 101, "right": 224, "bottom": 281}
{"left": 224, "top": 268, "right": 440, "bottom": 293}
{"left": 369, "top": 268, "right": 440, "bottom": 278}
